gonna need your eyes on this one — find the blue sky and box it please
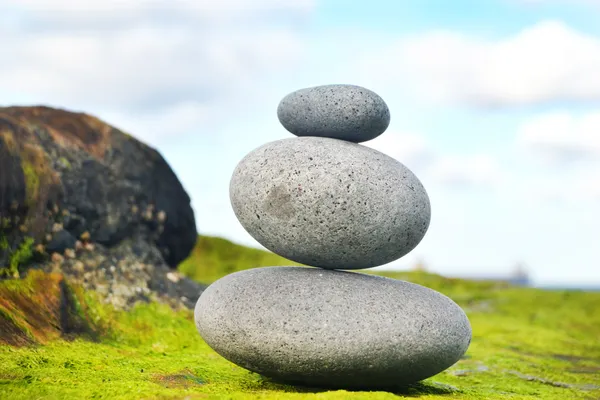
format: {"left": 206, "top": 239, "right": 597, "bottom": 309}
{"left": 1, "top": 0, "right": 599, "bottom": 285}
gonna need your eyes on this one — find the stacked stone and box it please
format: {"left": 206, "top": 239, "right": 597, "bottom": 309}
{"left": 195, "top": 85, "right": 472, "bottom": 390}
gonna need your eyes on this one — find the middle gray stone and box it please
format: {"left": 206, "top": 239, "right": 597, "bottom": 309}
{"left": 229, "top": 136, "right": 431, "bottom": 269}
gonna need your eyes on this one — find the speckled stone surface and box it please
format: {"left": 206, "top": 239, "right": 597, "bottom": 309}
{"left": 195, "top": 266, "right": 472, "bottom": 389}
{"left": 229, "top": 136, "right": 431, "bottom": 269}
{"left": 277, "top": 85, "right": 390, "bottom": 143}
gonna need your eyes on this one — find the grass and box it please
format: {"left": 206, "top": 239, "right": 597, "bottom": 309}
{"left": 178, "top": 235, "right": 303, "bottom": 284}
{"left": 0, "top": 236, "right": 599, "bottom": 399}
{"left": 1, "top": 216, "right": 33, "bottom": 279}
{"left": 0, "top": 236, "right": 34, "bottom": 279}
{"left": 0, "top": 270, "right": 105, "bottom": 346}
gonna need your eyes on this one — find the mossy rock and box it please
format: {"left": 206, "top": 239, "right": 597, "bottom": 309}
{"left": 0, "top": 115, "right": 62, "bottom": 275}
{"left": 0, "top": 128, "right": 61, "bottom": 220}
{"left": 0, "top": 105, "right": 197, "bottom": 277}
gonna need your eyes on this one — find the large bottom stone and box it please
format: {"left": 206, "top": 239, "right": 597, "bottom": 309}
{"left": 194, "top": 267, "right": 472, "bottom": 389}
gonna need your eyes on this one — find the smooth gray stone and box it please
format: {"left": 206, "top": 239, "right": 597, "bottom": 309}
{"left": 229, "top": 137, "right": 431, "bottom": 269}
{"left": 195, "top": 267, "right": 472, "bottom": 389}
{"left": 277, "top": 85, "right": 390, "bottom": 143}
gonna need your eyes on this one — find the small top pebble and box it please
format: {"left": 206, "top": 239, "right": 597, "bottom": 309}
{"left": 277, "top": 84, "right": 390, "bottom": 143}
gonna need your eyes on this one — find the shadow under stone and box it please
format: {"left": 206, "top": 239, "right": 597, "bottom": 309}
{"left": 254, "top": 375, "right": 458, "bottom": 397}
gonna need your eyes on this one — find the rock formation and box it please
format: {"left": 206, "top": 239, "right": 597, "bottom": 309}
{"left": 0, "top": 106, "right": 204, "bottom": 309}
{"left": 195, "top": 84, "right": 472, "bottom": 389}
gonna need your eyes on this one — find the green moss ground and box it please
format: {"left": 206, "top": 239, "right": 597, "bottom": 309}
{"left": 178, "top": 235, "right": 304, "bottom": 284}
{"left": 1, "top": 236, "right": 599, "bottom": 399}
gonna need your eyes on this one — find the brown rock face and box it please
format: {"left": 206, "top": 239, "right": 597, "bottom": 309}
{"left": 0, "top": 106, "right": 203, "bottom": 308}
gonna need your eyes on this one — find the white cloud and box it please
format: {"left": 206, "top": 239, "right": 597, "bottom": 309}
{"left": 429, "top": 154, "right": 502, "bottom": 188}
{"left": 517, "top": 111, "right": 600, "bottom": 164}
{"left": 7, "top": 0, "right": 314, "bottom": 12}
{"left": 2, "top": 0, "right": 314, "bottom": 26}
{"left": 357, "top": 20, "right": 600, "bottom": 108}
{"left": 515, "top": 111, "right": 600, "bottom": 204}
{"left": 97, "top": 101, "right": 217, "bottom": 147}
{"left": 0, "top": 1, "right": 312, "bottom": 144}
{"left": 575, "top": 173, "right": 600, "bottom": 201}
{"left": 522, "top": 171, "right": 600, "bottom": 204}
{"left": 364, "top": 131, "right": 501, "bottom": 189}
{"left": 364, "top": 130, "right": 434, "bottom": 171}
{"left": 0, "top": 27, "right": 306, "bottom": 109}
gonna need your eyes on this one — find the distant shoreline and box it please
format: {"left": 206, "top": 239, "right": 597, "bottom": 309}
{"left": 441, "top": 273, "right": 600, "bottom": 292}
{"left": 535, "top": 284, "right": 600, "bottom": 292}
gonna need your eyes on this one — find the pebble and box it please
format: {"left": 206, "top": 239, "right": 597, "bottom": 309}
{"left": 229, "top": 137, "right": 430, "bottom": 269}
{"left": 277, "top": 85, "right": 390, "bottom": 143}
{"left": 195, "top": 267, "right": 472, "bottom": 389}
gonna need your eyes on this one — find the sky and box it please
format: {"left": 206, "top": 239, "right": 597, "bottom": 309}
{"left": 1, "top": 0, "right": 599, "bottom": 286}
